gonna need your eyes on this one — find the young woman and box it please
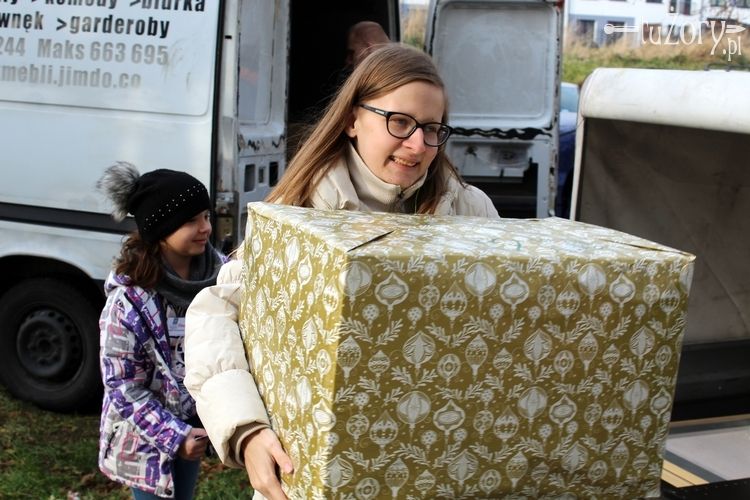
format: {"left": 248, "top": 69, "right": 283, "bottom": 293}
{"left": 184, "top": 44, "right": 499, "bottom": 500}
{"left": 97, "top": 163, "right": 225, "bottom": 499}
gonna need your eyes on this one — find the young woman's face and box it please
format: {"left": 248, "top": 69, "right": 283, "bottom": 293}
{"left": 160, "top": 210, "right": 212, "bottom": 260}
{"left": 346, "top": 81, "right": 445, "bottom": 189}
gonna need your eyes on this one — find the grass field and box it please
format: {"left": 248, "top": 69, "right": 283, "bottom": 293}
{"left": 0, "top": 387, "right": 251, "bottom": 499}
{"left": 562, "top": 32, "right": 748, "bottom": 86}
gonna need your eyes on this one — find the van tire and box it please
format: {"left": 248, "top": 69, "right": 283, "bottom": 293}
{"left": 0, "top": 278, "right": 101, "bottom": 412}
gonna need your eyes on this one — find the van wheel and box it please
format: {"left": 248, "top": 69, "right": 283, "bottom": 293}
{"left": 0, "top": 278, "right": 101, "bottom": 412}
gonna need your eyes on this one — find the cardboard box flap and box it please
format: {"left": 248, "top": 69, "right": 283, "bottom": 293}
{"left": 545, "top": 217, "right": 697, "bottom": 259}
{"left": 249, "top": 202, "right": 398, "bottom": 252}
{"left": 249, "top": 202, "right": 697, "bottom": 262}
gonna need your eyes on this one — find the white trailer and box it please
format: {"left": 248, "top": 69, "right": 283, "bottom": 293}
{"left": 570, "top": 67, "right": 750, "bottom": 419}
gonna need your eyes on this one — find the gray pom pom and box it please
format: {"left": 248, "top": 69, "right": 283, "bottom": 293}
{"left": 96, "top": 161, "right": 140, "bottom": 221}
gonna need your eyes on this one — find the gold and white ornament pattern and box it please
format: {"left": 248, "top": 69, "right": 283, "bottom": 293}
{"left": 239, "top": 203, "right": 695, "bottom": 499}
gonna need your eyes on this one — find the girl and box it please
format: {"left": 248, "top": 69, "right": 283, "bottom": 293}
{"left": 184, "top": 44, "right": 499, "bottom": 500}
{"left": 97, "top": 163, "right": 225, "bottom": 499}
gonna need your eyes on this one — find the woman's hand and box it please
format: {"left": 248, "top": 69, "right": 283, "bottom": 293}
{"left": 242, "top": 428, "right": 294, "bottom": 500}
{"left": 178, "top": 428, "right": 209, "bottom": 461}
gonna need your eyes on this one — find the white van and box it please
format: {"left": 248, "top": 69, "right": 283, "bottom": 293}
{"left": 571, "top": 67, "right": 750, "bottom": 418}
{"left": 0, "top": 0, "right": 561, "bottom": 410}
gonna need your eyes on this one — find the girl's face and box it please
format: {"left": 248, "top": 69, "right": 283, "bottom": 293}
{"left": 160, "top": 210, "right": 212, "bottom": 260}
{"left": 346, "top": 81, "right": 445, "bottom": 189}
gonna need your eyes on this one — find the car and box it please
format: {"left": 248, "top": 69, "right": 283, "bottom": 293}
{"left": 557, "top": 81, "right": 579, "bottom": 218}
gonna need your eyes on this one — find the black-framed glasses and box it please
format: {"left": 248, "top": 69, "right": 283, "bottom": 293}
{"left": 358, "top": 104, "right": 453, "bottom": 147}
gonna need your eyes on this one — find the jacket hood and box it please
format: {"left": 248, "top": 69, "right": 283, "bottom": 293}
{"left": 104, "top": 271, "right": 134, "bottom": 296}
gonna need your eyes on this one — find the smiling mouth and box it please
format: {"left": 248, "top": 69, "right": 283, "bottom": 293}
{"left": 390, "top": 155, "right": 418, "bottom": 168}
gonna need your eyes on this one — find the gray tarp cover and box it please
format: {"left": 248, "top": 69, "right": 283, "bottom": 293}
{"left": 578, "top": 118, "right": 749, "bottom": 344}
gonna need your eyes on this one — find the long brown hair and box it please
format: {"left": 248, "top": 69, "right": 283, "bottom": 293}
{"left": 114, "top": 232, "right": 163, "bottom": 289}
{"left": 267, "top": 44, "right": 463, "bottom": 213}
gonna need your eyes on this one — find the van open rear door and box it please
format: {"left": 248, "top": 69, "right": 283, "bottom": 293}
{"left": 219, "top": 0, "right": 291, "bottom": 249}
{"left": 425, "top": 0, "right": 562, "bottom": 218}
{"left": 228, "top": 0, "right": 400, "bottom": 247}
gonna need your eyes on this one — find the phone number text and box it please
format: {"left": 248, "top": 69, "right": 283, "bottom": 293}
{"left": 27, "top": 39, "right": 170, "bottom": 65}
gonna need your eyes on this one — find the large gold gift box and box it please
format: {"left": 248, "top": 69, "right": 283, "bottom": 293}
{"left": 239, "top": 202, "right": 695, "bottom": 499}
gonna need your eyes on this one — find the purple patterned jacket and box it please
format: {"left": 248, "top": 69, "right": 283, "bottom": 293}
{"left": 98, "top": 272, "right": 195, "bottom": 498}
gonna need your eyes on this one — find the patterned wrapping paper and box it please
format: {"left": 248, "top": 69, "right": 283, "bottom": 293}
{"left": 239, "top": 202, "right": 695, "bottom": 499}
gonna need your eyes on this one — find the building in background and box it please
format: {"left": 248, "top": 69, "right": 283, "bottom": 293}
{"left": 703, "top": 0, "right": 750, "bottom": 26}
{"left": 564, "top": 0, "right": 749, "bottom": 47}
{"left": 565, "top": 0, "right": 701, "bottom": 47}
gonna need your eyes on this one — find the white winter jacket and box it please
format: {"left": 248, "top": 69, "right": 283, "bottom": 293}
{"left": 183, "top": 145, "right": 499, "bottom": 469}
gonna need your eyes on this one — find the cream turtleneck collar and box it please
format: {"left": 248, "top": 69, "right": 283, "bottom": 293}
{"left": 345, "top": 143, "right": 427, "bottom": 213}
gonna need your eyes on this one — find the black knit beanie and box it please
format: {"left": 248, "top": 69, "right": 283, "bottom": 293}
{"left": 97, "top": 162, "right": 210, "bottom": 244}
